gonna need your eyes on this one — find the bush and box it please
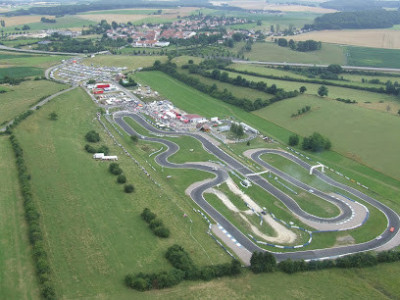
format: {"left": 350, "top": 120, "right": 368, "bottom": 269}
{"left": 84, "top": 144, "right": 97, "bottom": 153}
{"left": 85, "top": 130, "right": 100, "bottom": 143}
{"left": 117, "top": 174, "right": 126, "bottom": 184}
{"left": 302, "top": 132, "right": 331, "bottom": 152}
{"left": 124, "top": 184, "right": 135, "bottom": 193}
{"left": 141, "top": 208, "right": 157, "bottom": 223}
{"left": 288, "top": 134, "right": 299, "bottom": 146}
{"left": 149, "top": 218, "right": 163, "bottom": 230}
{"left": 250, "top": 252, "right": 276, "bottom": 273}
{"left": 109, "top": 163, "right": 122, "bottom": 175}
{"left": 154, "top": 226, "right": 170, "bottom": 238}
{"left": 97, "top": 145, "right": 109, "bottom": 155}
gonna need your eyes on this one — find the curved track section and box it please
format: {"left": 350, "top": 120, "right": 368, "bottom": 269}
{"left": 114, "top": 112, "right": 400, "bottom": 261}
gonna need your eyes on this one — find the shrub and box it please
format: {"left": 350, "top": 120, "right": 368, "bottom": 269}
{"left": 97, "top": 145, "right": 109, "bottom": 155}
{"left": 250, "top": 252, "right": 276, "bottom": 273}
{"left": 124, "top": 184, "right": 135, "bottom": 193}
{"left": 84, "top": 144, "right": 97, "bottom": 153}
{"left": 141, "top": 208, "right": 157, "bottom": 223}
{"left": 117, "top": 174, "right": 126, "bottom": 184}
{"left": 149, "top": 218, "right": 163, "bottom": 230}
{"left": 154, "top": 226, "right": 170, "bottom": 238}
{"left": 85, "top": 130, "right": 100, "bottom": 143}
{"left": 288, "top": 134, "right": 299, "bottom": 146}
{"left": 109, "top": 163, "right": 122, "bottom": 175}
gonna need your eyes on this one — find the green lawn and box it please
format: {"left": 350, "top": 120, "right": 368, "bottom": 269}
{"left": 245, "top": 42, "right": 345, "bottom": 65}
{"left": 0, "top": 137, "right": 40, "bottom": 300}
{"left": 0, "top": 51, "right": 71, "bottom": 69}
{"left": 346, "top": 46, "right": 400, "bottom": 68}
{"left": 14, "top": 87, "right": 229, "bottom": 298}
{"left": 0, "top": 80, "right": 66, "bottom": 124}
{"left": 3, "top": 16, "right": 96, "bottom": 33}
{"left": 0, "top": 66, "right": 42, "bottom": 79}
{"left": 254, "top": 94, "right": 400, "bottom": 180}
{"left": 81, "top": 9, "right": 159, "bottom": 15}
{"left": 83, "top": 55, "right": 167, "bottom": 71}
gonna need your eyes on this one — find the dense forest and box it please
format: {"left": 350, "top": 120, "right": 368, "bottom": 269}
{"left": 308, "top": 9, "right": 400, "bottom": 30}
{"left": 321, "top": 0, "right": 400, "bottom": 11}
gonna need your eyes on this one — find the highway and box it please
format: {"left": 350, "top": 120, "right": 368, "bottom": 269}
{"left": 114, "top": 111, "right": 400, "bottom": 261}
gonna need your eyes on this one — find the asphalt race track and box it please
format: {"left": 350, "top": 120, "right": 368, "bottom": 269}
{"left": 114, "top": 111, "right": 400, "bottom": 261}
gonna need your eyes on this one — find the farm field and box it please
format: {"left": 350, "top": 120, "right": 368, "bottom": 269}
{"left": 228, "top": 63, "right": 399, "bottom": 89}
{"left": 222, "top": 69, "right": 400, "bottom": 114}
{"left": 253, "top": 94, "right": 400, "bottom": 180}
{"left": 83, "top": 55, "right": 167, "bottom": 71}
{"left": 2, "top": 16, "right": 96, "bottom": 33}
{"left": 0, "top": 51, "right": 71, "bottom": 69}
{"left": 245, "top": 42, "right": 345, "bottom": 65}
{"left": 346, "top": 46, "right": 400, "bottom": 69}
{"left": 0, "top": 137, "right": 40, "bottom": 300}
{"left": 14, "top": 87, "right": 230, "bottom": 298}
{"left": 224, "top": 1, "right": 336, "bottom": 13}
{"left": 0, "top": 80, "right": 66, "bottom": 124}
{"left": 178, "top": 68, "right": 274, "bottom": 102}
{"left": 291, "top": 29, "right": 400, "bottom": 49}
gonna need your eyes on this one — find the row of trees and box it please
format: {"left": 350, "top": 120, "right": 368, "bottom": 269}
{"left": 140, "top": 208, "right": 170, "bottom": 238}
{"left": 9, "top": 135, "right": 56, "bottom": 299}
{"left": 183, "top": 62, "right": 300, "bottom": 110}
{"left": 126, "top": 244, "right": 241, "bottom": 291}
{"left": 291, "top": 105, "right": 311, "bottom": 118}
{"left": 230, "top": 123, "right": 244, "bottom": 137}
{"left": 335, "top": 97, "right": 357, "bottom": 104}
{"left": 109, "top": 163, "right": 134, "bottom": 193}
{"left": 275, "top": 38, "right": 322, "bottom": 52}
{"left": 288, "top": 132, "right": 332, "bottom": 152}
{"left": 40, "top": 17, "right": 56, "bottom": 23}
{"left": 250, "top": 250, "right": 400, "bottom": 275}
{"left": 224, "top": 66, "right": 400, "bottom": 97}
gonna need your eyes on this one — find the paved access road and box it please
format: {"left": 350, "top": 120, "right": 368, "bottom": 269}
{"left": 114, "top": 112, "right": 400, "bottom": 261}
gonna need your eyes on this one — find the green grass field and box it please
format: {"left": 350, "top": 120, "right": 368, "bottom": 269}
{"left": 346, "top": 46, "right": 400, "bottom": 68}
{"left": 14, "top": 87, "right": 231, "bottom": 298}
{"left": 81, "top": 9, "right": 159, "bottom": 15}
{"left": 3, "top": 16, "right": 96, "bottom": 33}
{"left": 245, "top": 42, "right": 346, "bottom": 65}
{"left": 0, "top": 51, "right": 71, "bottom": 70}
{"left": 0, "top": 137, "right": 40, "bottom": 300}
{"left": 222, "top": 69, "right": 400, "bottom": 114}
{"left": 0, "top": 66, "right": 42, "bottom": 79}
{"left": 0, "top": 80, "right": 66, "bottom": 124}
{"left": 254, "top": 94, "right": 400, "bottom": 180}
{"left": 83, "top": 55, "right": 167, "bottom": 71}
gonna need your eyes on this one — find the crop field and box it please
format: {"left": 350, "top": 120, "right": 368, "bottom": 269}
{"left": 0, "top": 137, "right": 40, "bottom": 300}
{"left": 178, "top": 68, "right": 274, "bottom": 102}
{"left": 245, "top": 42, "right": 345, "bottom": 65}
{"left": 228, "top": 63, "right": 398, "bottom": 89}
{"left": 83, "top": 55, "right": 167, "bottom": 71}
{"left": 253, "top": 94, "right": 400, "bottom": 180}
{"left": 14, "top": 87, "right": 231, "bottom": 298}
{"left": 0, "top": 66, "right": 42, "bottom": 79}
{"left": 0, "top": 51, "right": 71, "bottom": 69}
{"left": 346, "top": 46, "right": 400, "bottom": 69}
{"left": 2, "top": 16, "right": 96, "bottom": 32}
{"left": 291, "top": 29, "right": 400, "bottom": 49}
{"left": 226, "top": 1, "right": 336, "bottom": 13}
{"left": 0, "top": 80, "right": 66, "bottom": 124}
{"left": 222, "top": 69, "right": 400, "bottom": 114}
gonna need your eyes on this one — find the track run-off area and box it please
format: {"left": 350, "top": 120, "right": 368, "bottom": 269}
{"left": 113, "top": 111, "right": 400, "bottom": 263}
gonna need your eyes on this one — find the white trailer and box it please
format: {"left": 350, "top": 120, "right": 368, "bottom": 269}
{"left": 93, "top": 153, "right": 104, "bottom": 159}
{"left": 102, "top": 156, "right": 118, "bottom": 161}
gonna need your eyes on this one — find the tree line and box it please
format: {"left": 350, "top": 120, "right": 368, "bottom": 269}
{"left": 9, "top": 135, "right": 57, "bottom": 299}
{"left": 125, "top": 244, "right": 241, "bottom": 291}
{"left": 275, "top": 38, "right": 321, "bottom": 52}
{"left": 289, "top": 132, "right": 332, "bottom": 152}
{"left": 224, "top": 67, "right": 400, "bottom": 97}
{"left": 250, "top": 249, "right": 400, "bottom": 275}
{"left": 308, "top": 9, "right": 400, "bottom": 30}
{"left": 140, "top": 208, "right": 170, "bottom": 238}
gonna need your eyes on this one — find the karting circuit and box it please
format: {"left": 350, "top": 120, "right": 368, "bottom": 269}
{"left": 113, "top": 111, "right": 400, "bottom": 263}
